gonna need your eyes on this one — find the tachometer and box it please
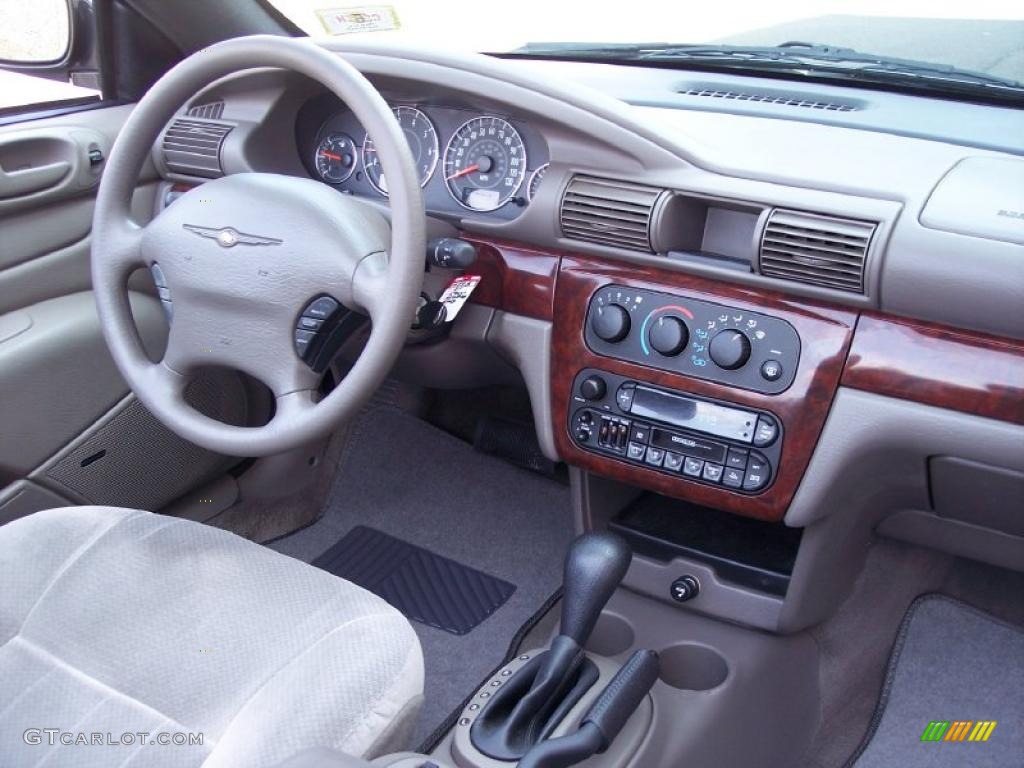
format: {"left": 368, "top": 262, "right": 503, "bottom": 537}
{"left": 314, "top": 132, "right": 357, "bottom": 184}
{"left": 443, "top": 116, "right": 527, "bottom": 211}
{"left": 362, "top": 106, "right": 439, "bottom": 196}
{"left": 527, "top": 163, "right": 549, "bottom": 202}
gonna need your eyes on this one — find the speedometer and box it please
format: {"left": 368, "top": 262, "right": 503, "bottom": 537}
{"left": 362, "top": 106, "right": 438, "bottom": 196}
{"left": 443, "top": 116, "right": 527, "bottom": 211}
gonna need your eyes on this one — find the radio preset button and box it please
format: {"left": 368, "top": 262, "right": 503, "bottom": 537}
{"left": 664, "top": 451, "right": 685, "bottom": 472}
{"left": 627, "top": 442, "right": 646, "bottom": 460}
{"left": 702, "top": 462, "right": 724, "bottom": 483}
{"left": 683, "top": 457, "right": 704, "bottom": 477}
{"left": 592, "top": 303, "right": 631, "bottom": 342}
{"left": 645, "top": 447, "right": 665, "bottom": 467}
{"left": 753, "top": 416, "right": 779, "bottom": 447}
{"left": 648, "top": 315, "right": 689, "bottom": 356}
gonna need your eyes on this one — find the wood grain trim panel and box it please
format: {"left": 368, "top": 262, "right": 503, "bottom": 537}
{"left": 552, "top": 255, "right": 857, "bottom": 522}
{"left": 460, "top": 235, "right": 560, "bottom": 321}
{"left": 843, "top": 313, "right": 1024, "bottom": 425}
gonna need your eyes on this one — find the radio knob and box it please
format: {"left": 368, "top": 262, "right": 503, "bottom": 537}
{"left": 709, "top": 329, "right": 752, "bottom": 370}
{"left": 648, "top": 315, "right": 689, "bottom": 356}
{"left": 591, "top": 303, "right": 631, "bottom": 343}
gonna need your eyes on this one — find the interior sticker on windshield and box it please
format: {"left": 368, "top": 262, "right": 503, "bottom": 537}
{"left": 439, "top": 275, "right": 482, "bottom": 322}
{"left": 316, "top": 6, "right": 401, "bottom": 36}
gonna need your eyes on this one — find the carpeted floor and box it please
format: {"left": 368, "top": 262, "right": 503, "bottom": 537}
{"left": 270, "top": 405, "right": 575, "bottom": 746}
{"left": 850, "top": 595, "right": 1024, "bottom": 767}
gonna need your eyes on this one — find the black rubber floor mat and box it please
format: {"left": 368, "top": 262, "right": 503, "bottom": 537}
{"left": 314, "top": 525, "right": 517, "bottom": 635}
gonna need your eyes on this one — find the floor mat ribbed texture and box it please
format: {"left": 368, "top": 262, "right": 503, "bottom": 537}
{"left": 314, "top": 525, "right": 516, "bottom": 635}
{"left": 851, "top": 595, "right": 1024, "bottom": 767}
{"left": 271, "top": 405, "right": 573, "bottom": 745}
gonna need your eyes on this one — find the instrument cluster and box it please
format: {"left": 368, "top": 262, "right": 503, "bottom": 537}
{"left": 303, "top": 100, "right": 550, "bottom": 220}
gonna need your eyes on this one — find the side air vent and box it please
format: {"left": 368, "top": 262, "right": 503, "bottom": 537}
{"left": 187, "top": 100, "right": 225, "bottom": 119}
{"left": 560, "top": 176, "right": 662, "bottom": 253}
{"left": 161, "top": 119, "right": 232, "bottom": 178}
{"left": 679, "top": 86, "right": 858, "bottom": 112}
{"left": 759, "top": 209, "right": 876, "bottom": 293}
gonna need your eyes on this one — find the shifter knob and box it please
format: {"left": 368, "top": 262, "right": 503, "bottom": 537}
{"left": 560, "top": 532, "right": 632, "bottom": 646}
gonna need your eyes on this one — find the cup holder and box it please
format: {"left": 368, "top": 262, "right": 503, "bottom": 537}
{"left": 657, "top": 643, "right": 729, "bottom": 691}
{"left": 585, "top": 612, "right": 635, "bottom": 657}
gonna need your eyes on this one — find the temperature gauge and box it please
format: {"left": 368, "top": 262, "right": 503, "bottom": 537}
{"left": 527, "top": 163, "right": 549, "bottom": 202}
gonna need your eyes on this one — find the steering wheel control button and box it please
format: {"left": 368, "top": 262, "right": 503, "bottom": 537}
{"left": 760, "top": 359, "right": 783, "bottom": 381}
{"left": 150, "top": 263, "right": 168, "bottom": 287}
{"left": 580, "top": 375, "right": 607, "bottom": 401}
{"left": 303, "top": 296, "right": 340, "bottom": 320}
{"left": 298, "top": 316, "right": 324, "bottom": 331}
{"left": 670, "top": 575, "right": 700, "bottom": 603}
{"left": 753, "top": 416, "right": 779, "bottom": 447}
{"left": 682, "top": 457, "right": 704, "bottom": 477}
{"left": 648, "top": 315, "right": 689, "bottom": 356}
{"left": 709, "top": 329, "right": 752, "bottom": 370}
{"left": 294, "top": 329, "right": 316, "bottom": 357}
{"left": 591, "top": 303, "right": 631, "bottom": 342}
{"left": 702, "top": 462, "right": 724, "bottom": 483}
{"left": 663, "top": 451, "right": 684, "bottom": 472}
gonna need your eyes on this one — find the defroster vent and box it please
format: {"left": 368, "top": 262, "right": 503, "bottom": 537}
{"left": 560, "top": 176, "right": 663, "bottom": 253}
{"left": 161, "top": 119, "right": 232, "bottom": 178}
{"left": 759, "top": 209, "right": 875, "bottom": 293}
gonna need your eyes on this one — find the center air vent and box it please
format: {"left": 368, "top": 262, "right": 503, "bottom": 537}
{"left": 759, "top": 209, "right": 876, "bottom": 293}
{"left": 560, "top": 176, "right": 663, "bottom": 253}
{"left": 161, "top": 119, "right": 232, "bottom": 178}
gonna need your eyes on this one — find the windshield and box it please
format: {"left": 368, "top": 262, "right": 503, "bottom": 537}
{"left": 269, "top": 1, "right": 1024, "bottom": 91}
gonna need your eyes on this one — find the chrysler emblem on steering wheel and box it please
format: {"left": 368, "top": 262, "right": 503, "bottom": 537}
{"left": 183, "top": 224, "right": 283, "bottom": 248}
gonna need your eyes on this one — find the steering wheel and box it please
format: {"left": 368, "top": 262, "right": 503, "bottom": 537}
{"left": 91, "top": 36, "right": 425, "bottom": 457}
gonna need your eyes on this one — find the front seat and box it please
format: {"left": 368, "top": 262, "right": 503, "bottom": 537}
{"left": 0, "top": 507, "right": 424, "bottom": 767}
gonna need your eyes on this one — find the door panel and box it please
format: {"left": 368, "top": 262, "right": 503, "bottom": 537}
{"left": 0, "top": 104, "right": 254, "bottom": 519}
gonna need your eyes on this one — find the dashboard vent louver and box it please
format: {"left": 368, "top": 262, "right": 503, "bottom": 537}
{"left": 187, "top": 100, "right": 225, "bottom": 119}
{"left": 560, "top": 176, "right": 661, "bottom": 253}
{"left": 680, "top": 87, "right": 858, "bottom": 112}
{"left": 161, "top": 119, "right": 232, "bottom": 178}
{"left": 759, "top": 209, "right": 876, "bottom": 293}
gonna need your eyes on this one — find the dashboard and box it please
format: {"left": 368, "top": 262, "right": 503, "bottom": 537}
{"left": 295, "top": 94, "right": 549, "bottom": 220}
{"left": 151, "top": 41, "right": 1024, "bottom": 532}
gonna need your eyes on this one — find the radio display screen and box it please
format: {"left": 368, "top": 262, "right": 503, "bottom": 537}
{"left": 630, "top": 386, "right": 756, "bottom": 443}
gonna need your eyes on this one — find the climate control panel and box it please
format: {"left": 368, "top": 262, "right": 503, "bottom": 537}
{"left": 585, "top": 285, "right": 801, "bottom": 394}
{"left": 569, "top": 369, "right": 782, "bottom": 495}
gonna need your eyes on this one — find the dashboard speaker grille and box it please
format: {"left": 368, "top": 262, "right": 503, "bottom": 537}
{"left": 759, "top": 209, "right": 876, "bottom": 293}
{"left": 560, "top": 175, "right": 661, "bottom": 253}
{"left": 162, "top": 118, "right": 232, "bottom": 178}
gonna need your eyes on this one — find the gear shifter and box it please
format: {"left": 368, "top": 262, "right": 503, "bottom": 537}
{"left": 470, "top": 532, "right": 632, "bottom": 760}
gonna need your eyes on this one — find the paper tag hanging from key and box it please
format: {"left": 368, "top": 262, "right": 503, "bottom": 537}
{"left": 438, "top": 274, "right": 482, "bottom": 322}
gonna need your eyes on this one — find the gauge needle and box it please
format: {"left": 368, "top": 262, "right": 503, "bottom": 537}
{"left": 446, "top": 164, "right": 479, "bottom": 181}
{"left": 319, "top": 151, "right": 342, "bottom": 161}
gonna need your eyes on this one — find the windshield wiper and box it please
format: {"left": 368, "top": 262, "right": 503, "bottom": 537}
{"left": 503, "top": 41, "right": 1024, "bottom": 103}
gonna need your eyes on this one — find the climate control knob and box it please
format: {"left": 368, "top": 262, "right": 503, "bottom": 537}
{"left": 709, "top": 329, "right": 752, "bottom": 370}
{"left": 648, "top": 315, "right": 689, "bottom": 356}
{"left": 591, "top": 303, "right": 631, "bottom": 343}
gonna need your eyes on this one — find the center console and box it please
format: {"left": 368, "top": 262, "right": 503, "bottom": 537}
{"left": 551, "top": 255, "right": 857, "bottom": 522}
